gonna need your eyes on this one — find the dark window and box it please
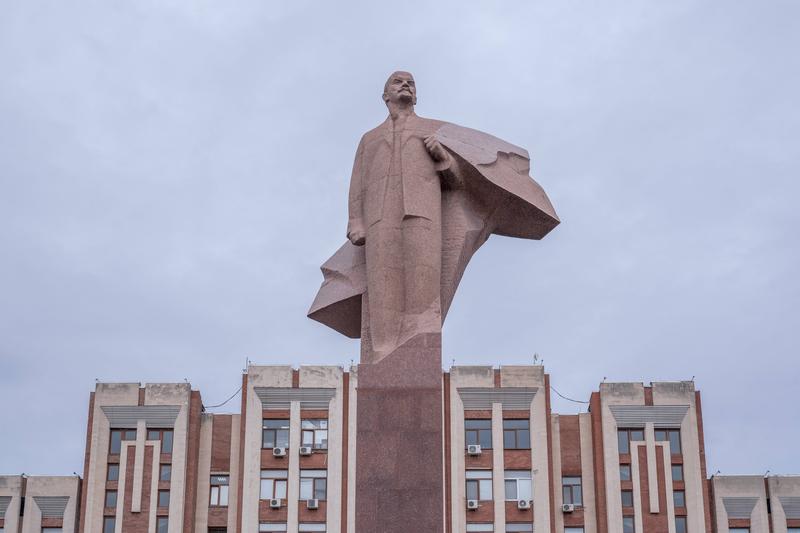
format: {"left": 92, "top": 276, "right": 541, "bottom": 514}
{"left": 617, "top": 428, "right": 644, "bottom": 454}
{"left": 109, "top": 429, "right": 136, "bottom": 454}
{"left": 654, "top": 429, "right": 681, "bottom": 454}
{"left": 158, "top": 490, "right": 170, "bottom": 508}
{"left": 103, "top": 518, "right": 115, "bottom": 533}
{"left": 104, "top": 490, "right": 117, "bottom": 508}
{"left": 621, "top": 489, "right": 634, "bottom": 507}
{"left": 562, "top": 476, "right": 583, "bottom": 506}
{"left": 623, "top": 516, "right": 635, "bottom": 533}
{"left": 262, "top": 419, "right": 290, "bottom": 449}
{"left": 503, "top": 419, "right": 530, "bottom": 449}
{"left": 106, "top": 464, "right": 119, "bottom": 481}
{"left": 208, "top": 529, "right": 228, "bottom": 533}
{"left": 673, "top": 490, "right": 686, "bottom": 508}
{"left": 299, "top": 470, "right": 327, "bottom": 500}
{"left": 465, "top": 419, "right": 492, "bottom": 449}
{"left": 210, "top": 475, "right": 229, "bottom": 506}
{"left": 160, "top": 464, "right": 172, "bottom": 482}
{"left": 465, "top": 470, "right": 493, "bottom": 500}
{"left": 676, "top": 516, "right": 687, "bottom": 533}
{"left": 157, "top": 517, "right": 168, "bottom": 533}
{"left": 148, "top": 429, "right": 174, "bottom": 454}
{"left": 301, "top": 419, "right": 328, "bottom": 449}
{"left": 619, "top": 464, "right": 632, "bottom": 481}
{"left": 671, "top": 464, "right": 683, "bottom": 482}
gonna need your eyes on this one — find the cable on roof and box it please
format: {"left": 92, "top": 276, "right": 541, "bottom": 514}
{"left": 205, "top": 386, "right": 243, "bottom": 409}
{"left": 550, "top": 385, "right": 590, "bottom": 404}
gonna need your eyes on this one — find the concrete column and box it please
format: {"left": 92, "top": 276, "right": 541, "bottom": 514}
{"left": 132, "top": 419, "right": 147, "bottom": 513}
{"left": 660, "top": 443, "right": 676, "bottom": 533}
{"left": 492, "top": 403, "right": 506, "bottom": 533}
{"left": 147, "top": 441, "right": 162, "bottom": 533}
{"left": 287, "top": 400, "right": 301, "bottom": 533}
{"left": 227, "top": 415, "right": 241, "bottom": 533}
{"left": 114, "top": 445, "right": 128, "bottom": 533}
{"left": 645, "top": 423, "right": 659, "bottom": 513}
{"left": 631, "top": 442, "right": 644, "bottom": 533}
{"left": 579, "top": 413, "right": 598, "bottom": 533}
{"left": 552, "top": 415, "right": 564, "bottom": 533}
{"left": 195, "top": 416, "right": 213, "bottom": 533}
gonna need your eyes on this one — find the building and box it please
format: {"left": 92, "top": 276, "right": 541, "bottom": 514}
{"left": 2, "top": 364, "right": 797, "bottom": 533}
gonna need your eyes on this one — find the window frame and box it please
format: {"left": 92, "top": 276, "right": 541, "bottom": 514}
{"left": 675, "top": 516, "right": 688, "bottom": 533}
{"left": 260, "top": 470, "right": 289, "bottom": 500}
{"left": 106, "top": 464, "right": 119, "bottom": 482}
{"left": 619, "top": 464, "right": 632, "bottom": 481}
{"left": 299, "top": 470, "right": 328, "bottom": 500}
{"left": 103, "top": 517, "right": 116, "bottom": 533}
{"left": 262, "top": 419, "right": 290, "bottom": 450}
{"left": 159, "top": 464, "right": 172, "bottom": 482}
{"left": 673, "top": 490, "right": 686, "bottom": 508}
{"left": 562, "top": 476, "right": 583, "bottom": 506}
{"left": 210, "top": 475, "right": 230, "bottom": 507}
{"left": 156, "top": 516, "right": 168, "bottom": 533}
{"left": 465, "top": 419, "right": 492, "bottom": 450}
{"left": 621, "top": 489, "right": 634, "bottom": 507}
{"left": 465, "top": 470, "right": 493, "bottom": 501}
{"left": 617, "top": 428, "right": 644, "bottom": 455}
{"left": 147, "top": 428, "right": 174, "bottom": 454}
{"left": 109, "top": 429, "right": 136, "bottom": 454}
{"left": 504, "top": 470, "right": 532, "bottom": 501}
{"left": 157, "top": 489, "right": 170, "bottom": 508}
{"left": 104, "top": 489, "right": 117, "bottom": 508}
{"left": 671, "top": 464, "right": 684, "bottom": 482}
{"left": 623, "top": 516, "right": 635, "bottom": 533}
{"left": 300, "top": 419, "right": 329, "bottom": 450}
{"left": 654, "top": 428, "right": 682, "bottom": 455}
{"left": 503, "top": 419, "right": 531, "bottom": 450}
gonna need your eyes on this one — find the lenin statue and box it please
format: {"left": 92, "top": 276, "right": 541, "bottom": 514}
{"left": 309, "top": 71, "right": 559, "bottom": 364}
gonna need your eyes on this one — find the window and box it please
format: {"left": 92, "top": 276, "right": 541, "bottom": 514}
{"left": 562, "top": 476, "right": 583, "bottom": 506}
{"left": 617, "top": 428, "right": 644, "bottom": 454}
{"left": 300, "top": 470, "right": 327, "bottom": 500}
{"left": 258, "top": 524, "right": 287, "bottom": 532}
{"left": 671, "top": 464, "right": 683, "bottom": 482}
{"left": 208, "top": 529, "right": 227, "bottom": 533}
{"left": 620, "top": 464, "right": 632, "bottom": 481}
{"left": 301, "top": 419, "right": 328, "bottom": 449}
{"left": 728, "top": 529, "right": 749, "bottom": 533}
{"left": 466, "top": 470, "right": 493, "bottom": 500}
{"left": 654, "top": 429, "right": 682, "bottom": 455}
{"left": 298, "top": 524, "right": 326, "bottom": 532}
{"left": 109, "top": 429, "right": 136, "bottom": 454}
{"left": 503, "top": 419, "right": 530, "bottom": 449}
{"left": 465, "top": 419, "right": 492, "bottom": 449}
{"left": 564, "top": 529, "right": 584, "bottom": 533}
{"left": 42, "top": 529, "right": 63, "bottom": 533}
{"left": 673, "top": 490, "right": 685, "bottom": 508}
{"left": 675, "top": 516, "right": 687, "bottom": 533}
{"left": 156, "top": 518, "right": 168, "bottom": 533}
{"left": 158, "top": 490, "right": 170, "bottom": 508}
{"left": 103, "top": 518, "right": 115, "bottom": 533}
{"left": 621, "top": 489, "right": 633, "bottom": 507}
{"left": 148, "top": 429, "right": 174, "bottom": 454}
{"left": 210, "top": 475, "right": 229, "bottom": 506}
{"left": 160, "top": 464, "right": 172, "bottom": 482}
{"left": 623, "top": 516, "right": 635, "bottom": 533}
{"left": 504, "top": 470, "right": 532, "bottom": 501}
{"left": 107, "top": 464, "right": 119, "bottom": 481}
{"left": 465, "top": 524, "right": 494, "bottom": 532}
{"left": 104, "top": 490, "right": 117, "bottom": 508}
{"left": 260, "top": 470, "right": 288, "bottom": 500}
{"left": 262, "top": 420, "right": 290, "bottom": 449}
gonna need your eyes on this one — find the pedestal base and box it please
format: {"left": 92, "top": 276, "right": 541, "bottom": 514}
{"left": 355, "top": 333, "right": 444, "bottom": 533}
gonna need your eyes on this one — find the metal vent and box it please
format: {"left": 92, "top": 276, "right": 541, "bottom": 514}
{"left": 457, "top": 387, "right": 538, "bottom": 410}
{"left": 101, "top": 405, "right": 181, "bottom": 428}
{"left": 723, "top": 497, "right": 759, "bottom": 519}
{"left": 0, "top": 496, "right": 11, "bottom": 518}
{"left": 780, "top": 497, "right": 800, "bottom": 519}
{"left": 33, "top": 496, "right": 69, "bottom": 518}
{"left": 255, "top": 387, "right": 336, "bottom": 409}
{"left": 609, "top": 405, "right": 689, "bottom": 427}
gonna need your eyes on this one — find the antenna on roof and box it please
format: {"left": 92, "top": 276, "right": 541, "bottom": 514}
{"left": 533, "top": 353, "right": 540, "bottom": 364}
{"left": 764, "top": 470, "right": 771, "bottom": 477}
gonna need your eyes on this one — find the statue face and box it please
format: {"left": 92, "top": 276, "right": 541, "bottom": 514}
{"left": 383, "top": 71, "right": 416, "bottom": 105}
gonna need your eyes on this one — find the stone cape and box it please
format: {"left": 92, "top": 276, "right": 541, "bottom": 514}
{"left": 308, "top": 121, "right": 560, "bottom": 338}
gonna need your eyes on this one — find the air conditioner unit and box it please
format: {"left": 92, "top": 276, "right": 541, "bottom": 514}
{"left": 467, "top": 444, "right": 482, "bottom": 456}
{"left": 307, "top": 499, "right": 319, "bottom": 510}
{"left": 269, "top": 498, "right": 282, "bottom": 509}
{"left": 518, "top": 500, "right": 531, "bottom": 510}
{"left": 562, "top": 503, "right": 575, "bottom": 513}
{"left": 272, "top": 447, "right": 287, "bottom": 457}
{"left": 299, "top": 446, "right": 313, "bottom": 456}
{"left": 467, "top": 499, "right": 479, "bottom": 510}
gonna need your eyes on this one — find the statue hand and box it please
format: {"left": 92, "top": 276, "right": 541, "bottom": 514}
{"left": 424, "top": 135, "right": 449, "bottom": 163}
{"left": 347, "top": 227, "right": 366, "bottom": 246}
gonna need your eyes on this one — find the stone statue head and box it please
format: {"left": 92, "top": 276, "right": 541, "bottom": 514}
{"left": 383, "top": 71, "right": 416, "bottom": 106}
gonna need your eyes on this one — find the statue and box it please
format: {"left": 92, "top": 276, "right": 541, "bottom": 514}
{"left": 308, "top": 71, "right": 559, "bottom": 363}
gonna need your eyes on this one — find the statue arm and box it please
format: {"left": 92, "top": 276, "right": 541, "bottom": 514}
{"left": 347, "top": 137, "right": 366, "bottom": 245}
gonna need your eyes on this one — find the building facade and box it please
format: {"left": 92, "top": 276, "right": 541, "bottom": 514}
{"left": 2, "top": 364, "right": 797, "bottom": 533}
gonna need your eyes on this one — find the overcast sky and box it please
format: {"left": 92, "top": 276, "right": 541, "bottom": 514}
{"left": 1, "top": 1, "right": 798, "bottom": 477}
